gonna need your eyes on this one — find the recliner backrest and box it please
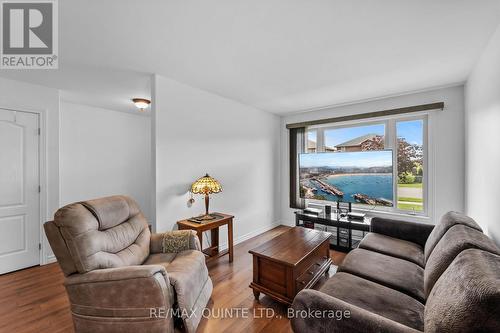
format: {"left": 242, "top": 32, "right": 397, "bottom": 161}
{"left": 424, "top": 211, "right": 482, "bottom": 262}
{"left": 45, "top": 195, "right": 150, "bottom": 275}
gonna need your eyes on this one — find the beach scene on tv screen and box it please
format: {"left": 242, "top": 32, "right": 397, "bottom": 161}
{"left": 299, "top": 151, "right": 393, "bottom": 206}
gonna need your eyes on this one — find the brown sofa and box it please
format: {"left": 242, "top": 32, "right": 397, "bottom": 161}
{"left": 291, "top": 212, "right": 500, "bottom": 332}
{"left": 44, "top": 195, "right": 213, "bottom": 333}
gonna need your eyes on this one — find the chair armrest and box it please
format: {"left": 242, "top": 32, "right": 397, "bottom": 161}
{"left": 370, "top": 217, "right": 434, "bottom": 248}
{"left": 291, "top": 289, "right": 421, "bottom": 333}
{"left": 150, "top": 230, "right": 201, "bottom": 253}
{"left": 65, "top": 264, "right": 168, "bottom": 285}
{"left": 64, "top": 265, "right": 174, "bottom": 317}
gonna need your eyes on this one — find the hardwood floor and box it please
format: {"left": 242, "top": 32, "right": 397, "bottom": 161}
{"left": 0, "top": 225, "right": 346, "bottom": 333}
{"left": 0, "top": 261, "right": 73, "bottom": 333}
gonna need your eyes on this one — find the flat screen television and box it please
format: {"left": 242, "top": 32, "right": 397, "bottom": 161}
{"left": 299, "top": 150, "right": 393, "bottom": 207}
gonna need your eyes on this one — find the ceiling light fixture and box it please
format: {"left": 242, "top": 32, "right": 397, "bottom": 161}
{"left": 132, "top": 98, "right": 151, "bottom": 111}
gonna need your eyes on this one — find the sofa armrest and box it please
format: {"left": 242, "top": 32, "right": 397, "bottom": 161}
{"left": 150, "top": 230, "right": 201, "bottom": 253}
{"left": 64, "top": 265, "right": 174, "bottom": 317}
{"left": 291, "top": 289, "right": 421, "bottom": 333}
{"left": 370, "top": 217, "right": 434, "bottom": 248}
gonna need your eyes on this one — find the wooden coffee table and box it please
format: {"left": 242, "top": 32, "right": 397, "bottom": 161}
{"left": 249, "top": 227, "right": 332, "bottom": 305}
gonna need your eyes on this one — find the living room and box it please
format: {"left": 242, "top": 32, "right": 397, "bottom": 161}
{"left": 0, "top": 1, "right": 499, "bottom": 333}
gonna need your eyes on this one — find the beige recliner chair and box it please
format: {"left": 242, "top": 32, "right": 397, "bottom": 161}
{"left": 44, "top": 195, "right": 212, "bottom": 333}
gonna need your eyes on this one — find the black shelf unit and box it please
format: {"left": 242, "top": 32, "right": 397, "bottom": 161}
{"left": 294, "top": 210, "right": 370, "bottom": 252}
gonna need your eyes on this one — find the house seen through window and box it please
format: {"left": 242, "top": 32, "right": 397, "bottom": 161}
{"left": 325, "top": 124, "right": 385, "bottom": 152}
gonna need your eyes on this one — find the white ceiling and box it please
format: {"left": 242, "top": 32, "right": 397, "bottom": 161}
{"left": 1, "top": 0, "right": 499, "bottom": 115}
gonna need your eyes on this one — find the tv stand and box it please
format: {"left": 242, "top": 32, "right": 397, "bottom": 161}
{"left": 294, "top": 210, "right": 370, "bottom": 252}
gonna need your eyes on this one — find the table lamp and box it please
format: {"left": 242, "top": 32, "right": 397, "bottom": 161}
{"left": 190, "top": 173, "right": 222, "bottom": 220}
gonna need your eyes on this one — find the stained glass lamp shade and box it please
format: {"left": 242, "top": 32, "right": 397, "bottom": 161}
{"left": 191, "top": 174, "right": 222, "bottom": 218}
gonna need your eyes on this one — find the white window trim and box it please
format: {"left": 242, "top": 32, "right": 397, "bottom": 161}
{"left": 304, "top": 112, "right": 430, "bottom": 217}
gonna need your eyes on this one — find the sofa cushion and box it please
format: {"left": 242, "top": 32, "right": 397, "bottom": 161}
{"left": 370, "top": 217, "right": 434, "bottom": 248}
{"left": 424, "top": 224, "right": 500, "bottom": 296}
{"left": 53, "top": 195, "right": 150, "bottom": 273}
{"left": 359, "top": 233, "right": 425, "bottom": 267}
{"left": 424, "top": 211, "right": 482, "bottom": 262}
{"left": 338, "top": 248, "right": 425, "bottom": 303}
{"left": 143, "top": 252, "right": 178, "bottom": 266}
{"left": 425, "top": 249, "right": 500, "bottom": 332}
{"left": 320, "top": 272, "right": 424, "bottom": 331}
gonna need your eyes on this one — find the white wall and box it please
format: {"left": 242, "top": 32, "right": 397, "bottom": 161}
{"left": 280, "top": 86, "right": 466, "bottom": 225}
{"left": 60, "top": 102, "right": 151, "bottom": 220}
{"left": 465, "top": 24, "right": 500, "bottom": 245}
{"left": 0, "top": 77, "right": 60, "bottom": 264}
{"left": 152, "top": 75, "right": 281, "bottom": 248}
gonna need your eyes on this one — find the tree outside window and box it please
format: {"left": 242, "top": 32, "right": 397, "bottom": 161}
{"left": 396, "top": 120, "right": 424, "bottom": 212}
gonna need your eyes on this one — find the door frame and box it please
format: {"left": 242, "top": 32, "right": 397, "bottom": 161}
{"left": 0, "top": 105, "right": 49, "bottom": 266}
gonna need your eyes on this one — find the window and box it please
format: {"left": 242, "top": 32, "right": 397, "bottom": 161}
{"left": 307, "top": 130, "right": 317, "bottom": 153}
{"left": 396, "top": 119, "right": 424, "bottom": 213}
{"left": 305, "top": 115, "right": 427, "bottom": 215}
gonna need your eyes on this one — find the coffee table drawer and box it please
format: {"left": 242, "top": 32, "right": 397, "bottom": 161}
{"left": 296, "top": 257, "right": 329, "bottom": 292}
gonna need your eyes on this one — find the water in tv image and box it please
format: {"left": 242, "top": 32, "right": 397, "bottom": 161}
{"left": 299, "top": 150, "right": 393, "bottom": 206}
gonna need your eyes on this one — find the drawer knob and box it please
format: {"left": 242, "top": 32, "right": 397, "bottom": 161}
{"left": 299, "top": 281, "right": 305, "bottom": 285}
{"left": 308, "top": 271, "right": 314, "bottom": 275}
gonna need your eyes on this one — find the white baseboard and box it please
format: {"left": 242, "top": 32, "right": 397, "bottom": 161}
{"left": 46, "top": 255, "right": 57, "bottom": 264}
{"left": 280, "top": 219, "right": 295, "bottom": 227}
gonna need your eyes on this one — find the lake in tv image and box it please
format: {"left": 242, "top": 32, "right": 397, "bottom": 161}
{"left": 299, "top": 150, "right": 393, "bottom": 206}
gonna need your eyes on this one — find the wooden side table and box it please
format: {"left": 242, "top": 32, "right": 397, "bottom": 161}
{"left": 177, "top": 213, "right": 234, "bottom": 262}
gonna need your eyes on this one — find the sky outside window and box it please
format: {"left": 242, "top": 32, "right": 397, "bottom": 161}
{"left": 397, "top": 120, "right": 423, "bottom": 145}
{"left": 307, "top": 131, "right": 316, "bottom": 143}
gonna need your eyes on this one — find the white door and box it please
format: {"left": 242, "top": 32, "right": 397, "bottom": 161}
{"left": 0, "top": 109, "right": 40, "bottom": 274}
